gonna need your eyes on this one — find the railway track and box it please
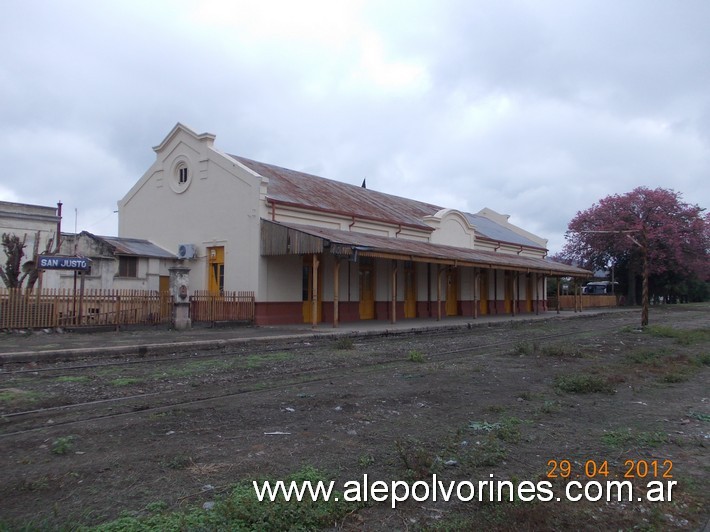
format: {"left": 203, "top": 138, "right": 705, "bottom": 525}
{"left": 0, "top": 312, "right": 641, "bottom": 437}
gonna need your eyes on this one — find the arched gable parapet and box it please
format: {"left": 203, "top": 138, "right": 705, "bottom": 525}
{"left": 424, "top": 208, "right": 476, "bottom": 249}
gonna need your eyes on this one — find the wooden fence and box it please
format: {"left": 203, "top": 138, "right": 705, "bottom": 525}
{"left": 0, "top": 288, "right": 171, "bottom": 329}
{"left": 2, "top": 288, "right": 257, "bottom": 329}
{"left": 190, "top": 291, "right": 255, "bottom": 323}
{"left": 548, "top": 295, "right": 619, "bottom": 311}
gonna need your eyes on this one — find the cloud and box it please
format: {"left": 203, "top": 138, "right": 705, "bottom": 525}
{"left": 1, "top": 0, "right": 709, "bottom": 253}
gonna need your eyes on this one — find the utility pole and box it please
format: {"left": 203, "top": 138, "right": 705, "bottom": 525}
{"left": 580, "top": 229, "right": 649, "bottom": 328}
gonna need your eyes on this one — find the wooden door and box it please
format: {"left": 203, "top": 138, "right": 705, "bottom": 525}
{"left": 359, "top": 260, "right": 375, "bottom": 320}
{"left": 302, "top": 255, "right": 322, "bottom": 323}
{"left": 479, "top": 271, "right": 489, "bottom": 315}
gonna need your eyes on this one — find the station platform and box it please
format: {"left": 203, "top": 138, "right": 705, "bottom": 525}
{"left": 0, "top": 307, "right": 635, "bottom": 363}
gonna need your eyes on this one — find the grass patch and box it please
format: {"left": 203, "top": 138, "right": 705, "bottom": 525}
{"left": 56, "top": 376, "right": 90, "bottom": 383}
{"left": 85, "top": 466, "right": 359, "bottom": 531}
{"left": 110, "top": 377, "right": 144, "bottom": 387}
{"left": 625, "top": 347, "right": 672, "bottom": 365}
{"left": 157, "top": 358, "right": 235, "bottom": 378}
{"left": 0, "top": 388, "right": 42, "bottom": 404}
{"left": 645, "top": 325, "right": 710, "bottom": 345}
{"left": 601, "top": 429, "right": 668, "bottom": 448}
{"left": 553, "top": 374, "right": 615, "bottom": 394}
{"left": 244, "top": 352, "right": 292, "bottom": 369}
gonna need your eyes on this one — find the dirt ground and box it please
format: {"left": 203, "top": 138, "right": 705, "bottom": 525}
{"left": 1, "top": 305, "right": 709, "bottom": 530}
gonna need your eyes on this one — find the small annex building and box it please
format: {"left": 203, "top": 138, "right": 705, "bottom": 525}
{"left": 42, "top": 231, "right": 176, "bottom": 292}
{"left": 118, "top": 123, "right": 589, "bottom": 326}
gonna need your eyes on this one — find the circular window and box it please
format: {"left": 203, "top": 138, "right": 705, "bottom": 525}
{"left": 169, "top": 158, "right": 192, "bottom": 193}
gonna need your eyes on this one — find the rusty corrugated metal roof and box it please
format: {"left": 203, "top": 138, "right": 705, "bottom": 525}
{"left": 95, "top": 234, "right": 176, "bottom": 259}
{"left": 232, "top": 155, "right": 547, "bottom": 251}
{"left": 232, "top": 155, "right": 441, "bottom": 231}
{"left": 262, "top": 220, "right": 590, "bottom": 276}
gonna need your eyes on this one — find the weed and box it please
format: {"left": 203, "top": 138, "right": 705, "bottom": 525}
{"left": 334, "top": 337, "right": 355, "bottom": 350}
{"left": 486, "top": 404, "right": 506, "bottom": 414}
{"left": 537, "top": 400, "right": 561, "bottom": 415}
{"left": 394, "top": 438, "right": 434, "bottom": 479}
{"left": 162, "top": 455, "right": 192, "bottom": 470}
{"left": 408, "top": 350, "right": 425, "bottom": 363}
{"left": 694, "top": 352, "right": 710, "bottom": 366}
{"left": 357, "top": 454, "right": 375, "bottom": 468}
{"left": 51, "top": 436, "right": 74, "bottom": 455}
{"left": 601, "top": 429, "right": 667, "bottom": 448}
{"left": 513, "top": 342, "right": 536, "bottom": 356}
{"left": 659, "top": 371, "right": 689, "bottom": 383}
{"left": 688, "top": 411, "right": 710, "bottom": 423}
{"left": 496, "top": 417, "right": 522, "bottom": 444}
{"left": 553, "top": 374, "right": 615, "bottom": 394}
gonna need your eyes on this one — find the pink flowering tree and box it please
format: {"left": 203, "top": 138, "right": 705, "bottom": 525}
{"left": 560, "top": 187, "right": 709, "bottom": 309}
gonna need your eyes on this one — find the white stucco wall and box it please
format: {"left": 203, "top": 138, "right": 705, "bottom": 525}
{"left": 118, "top": 126, "right": 261, "bottom": 296}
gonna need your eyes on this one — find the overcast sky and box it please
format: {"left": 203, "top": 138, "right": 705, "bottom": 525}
{"left": 2, "top": 0, "right": 708, "bottom": 254}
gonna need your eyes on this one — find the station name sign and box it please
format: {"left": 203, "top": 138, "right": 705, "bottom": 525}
{"left": 38, "top": 255, "right": 92, "bottom": 272}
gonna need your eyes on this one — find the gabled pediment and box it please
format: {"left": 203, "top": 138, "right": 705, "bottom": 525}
{"left": 152, "top": 122, "right": 216, "bottom": 154}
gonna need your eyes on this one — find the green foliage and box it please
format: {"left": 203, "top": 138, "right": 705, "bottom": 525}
{"left": 553, "top": 374, "right": 615, "bottom": 394}
{"left": 86, "top": 467, "right": 358, "bottom": 532}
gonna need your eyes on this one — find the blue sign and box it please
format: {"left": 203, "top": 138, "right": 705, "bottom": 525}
{"left": 38, "top": 255, "right": 92, "bottom": 271}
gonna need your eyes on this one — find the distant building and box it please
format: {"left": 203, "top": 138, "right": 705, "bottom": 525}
{"left": 0, "top": 200, "right": 60, "bottom": 279}
{"left": 118, "top": 123, "right": 589, "bottom": 325}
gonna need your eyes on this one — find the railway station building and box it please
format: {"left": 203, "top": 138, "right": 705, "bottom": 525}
{"left": 118, "top": 123, "right": 589, "bottom": 326}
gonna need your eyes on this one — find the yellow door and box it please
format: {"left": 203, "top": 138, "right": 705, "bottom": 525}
{"left": 359, "top": 260, "right": 375, "bottom": 320}
{"left": 479, "top": 271, "right": 489, "bottom": 315}
{"left": 302, "top": 255, "right": 322, "bottom": 323}
{"left": 207, "top": 246, "right": 225, "bottom": 294}
{"left": 404, "top": 262, "right": 416, "bottom": 318}
{"left": 446, "top": 268, "right": 458, "bottom": 316}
